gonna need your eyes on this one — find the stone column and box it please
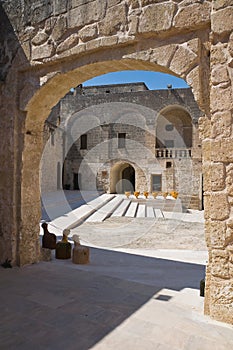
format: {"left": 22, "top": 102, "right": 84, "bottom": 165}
{"left": 203, "top": 2, "right": 233, "bottom": 324}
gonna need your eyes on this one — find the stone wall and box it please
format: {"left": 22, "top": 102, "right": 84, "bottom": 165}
{"left": 0, "top": 0, "right": 233, "bottom": 324}
{"left": 200, "top": 1, "right": 233, "bottom": 324}
{"left": 49, "top": 84, "right": 202, "bottom": 207}
{"left": 40, "top": 123, "right": 64, "bottom": 193}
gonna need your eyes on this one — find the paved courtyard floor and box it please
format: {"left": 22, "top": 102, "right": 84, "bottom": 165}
{"left": 1, "top": 247, "right": 233, "bottom": 350}
{"left": 0, "top": 191, "right": 232, "bottom": 349}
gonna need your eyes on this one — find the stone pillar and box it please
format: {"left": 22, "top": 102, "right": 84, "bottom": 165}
{"left": 203, "top": 2, "right": 233, "bottom": 324}
{"left": 19, "top": 128, "right": 43, "bottom": 266}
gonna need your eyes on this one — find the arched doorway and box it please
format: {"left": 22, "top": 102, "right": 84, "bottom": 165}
{"left": 111, "top": 162, "right": 136, "bottom": 194}
{"left": 121, "top": 164, "right": 135, "bottom": 193}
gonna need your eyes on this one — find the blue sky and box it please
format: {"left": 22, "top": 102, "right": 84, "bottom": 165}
{"left": 83, "top": 70, "right": 189, "bottom": 90}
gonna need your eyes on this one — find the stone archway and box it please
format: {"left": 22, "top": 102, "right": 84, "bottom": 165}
{"left": 111, "top": 162, "right": 135, "bottom": 194}
{"left": 0, "top": 1, "right": 233, "bottom": 324}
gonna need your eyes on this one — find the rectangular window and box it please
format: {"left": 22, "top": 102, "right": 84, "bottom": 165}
{"left": 118, "top": 133, "right": 126, "bottom": 148}
{"left": 152, "top": 175, "right": 162, "bottom": 191}
{"left": 80, "top": 134, "right": 87, "bottom": 149}
{"left": 164, "top": 140, "right": 174, "bottom": 148}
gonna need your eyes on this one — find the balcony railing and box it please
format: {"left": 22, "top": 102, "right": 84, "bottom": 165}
{"left": 155, "top": 148, "right": 192, "bottom": 158}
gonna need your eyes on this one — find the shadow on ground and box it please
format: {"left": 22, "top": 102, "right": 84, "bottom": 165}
{"left": 0, "top": 247, "right": 205, "bottom": 350}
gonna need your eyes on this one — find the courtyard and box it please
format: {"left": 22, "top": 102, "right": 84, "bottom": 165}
{"left": 1, "top": 191, "right": 232, "bottom": 349}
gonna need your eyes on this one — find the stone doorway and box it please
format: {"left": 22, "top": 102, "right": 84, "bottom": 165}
{"left": 121, "top": 165, "right": 135, "bottom": 193}
{"left": 111, "top": 162, "right": 136, "bottom": 194}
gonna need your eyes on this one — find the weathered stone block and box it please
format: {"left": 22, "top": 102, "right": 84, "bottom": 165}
{"left": 85, "top": 38, "right": 101, "bottom": 51}
{"left": 53, "top": 0, "right": 68, "bottom": 15}
{"left": 212, "top": 7, "right": 233, "bottom": 35}
{"left": 32, "top": 31, "right": 48, "bottom": 46}
{"left": 226, "top": 217, "right": 233, "bottom": 229}
{"left": 228, "top": 32, "right": 233, "bottom": 57}
{"left": 209, "top": 278, "right": 233, "bottom": 324}
{"left": 226, "top": 169, "right": 233, "bottom": 196}
{"left": 204, "top": 193, "right": 229, "bottom": 221}
{"left": 32, "top": 42, "right": 54, "bottom": 60}
{"left": 29, "top": 1, "right": 53, "bottom": 25}
{"left": 186, "top": 66, "right": 202, "bottom": 106}
{"left": 173, "top": 2, "right": 211, "bottom": 29}
{"left": 201, "top": 139, "right": 212, "bottom": 162}
{"left": 128, "top": 0, "right": 139, "bottom": 10}
{"left": 101, "top": 36, "right": 118, "bottom": 47}
{"left": 69, "top": 43, "right": 86, "bottom": 56}
{"left": 210, "top": 85, "right": 232, "bottom": 113}
{"left": 128, "top": 15, "right": 139, "bottom": 35}
{"left": 213, "top": 0, "right": 233, "bottom": 11}
{"left": 141, "top": 0, "right": 161, "bottom": 6}
{"left": 210, "top": 279, "right": 233, "bottom": 305}
{"left": 169, "top": 45, "right": 197, "bottom": 76}
{"left": 139, "top": 3, "right": 175, "bottom": 33}
{"left": 227, "top": 244, "right": 233, "bottom": 263}
{"left": 51, "top": 16, "right": 67, "bottom": 42}
{"left": 118, "top": 35, "right": 135, "bottom": 45}
{"left": 69, "top": 0, "right": 106, "bottom": 28}
{"left": 44, "top": 17, "right": 57, "bottom": 33}
{"left": 212, "top": 138, "right": 233, "bottom": 162}
{"left": 71, "top": 0, "right": 94, "bottom": 8}
{"left": 211, "top": 43, "right": 228, "bottom": 65}
{"left": 198, "top": 115, "right": 211, "bottom": 140}
{"left": 212, "top": 249, "right": 229, "bottom": 278}
{"left": 99, "top": 3, "right": 127, "bottom": 36}
{"left": 79, "top": 24, "right": 98, "bottom": 42}
{"left": 211, "top": 65, "right": 229, "bottom": 85}
{"left": 226, "top": 227, "right": 233, "bottom": 245}
{"left": 186, "top": 38, "right": 200, "bottom": 56}
{"left": 205, "top": 220, "right": 227, "bottom": 248}
{"left": 108, "top": 0, "right": 121, "bottom": 7}
{"left": 56, "top": 34, "right": 79, "bottom": 54}
{"left": 211, "top": 111, "right": 232, "bottom": 138}
{"left": 203, "top": 162, "right": 225, "bottom": 192}
{"left": 150, "top": 44, "right": 177, "bottom": 68}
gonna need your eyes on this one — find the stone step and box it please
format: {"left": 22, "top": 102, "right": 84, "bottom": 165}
{"left": 51, "top": 193, "right": 115, "bottom": 230}
{"left": 111, "top": 199, "right": 131, "bottom": 217}
{"left": 136, "top": 204, "right": 146, "bottom": 218}
{"left": 146, "top": 206, "right": 155, "bottom": 218}
{"left": 86, "top": 196, "right": 124, "bottom": 222}
{"left": 154, "top": 209, "right": 165, "bottom": 218}
{"left": 125, "top": 202, "right": 138, "bottom": 217}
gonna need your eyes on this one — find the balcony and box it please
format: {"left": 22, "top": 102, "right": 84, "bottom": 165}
{"left": 155, "top": 148, "right": 192, "bottom": 158}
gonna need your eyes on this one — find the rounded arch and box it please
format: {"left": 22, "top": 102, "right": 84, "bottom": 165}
{"left": 156, "top": 105, "right": 193, "bottom": 149}
{"left": 20, "top": 47, "right": 201, "bottom": 266}
{"left": 110, "top": 161, "right": 136, "bottom": 194}
{"left": 24, "top": 53, "right": 198, "bottom": 130}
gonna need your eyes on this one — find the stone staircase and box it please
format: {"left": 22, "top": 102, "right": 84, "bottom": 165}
{"left": 50, "top": 193, "right": 184, "bottom": 232}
